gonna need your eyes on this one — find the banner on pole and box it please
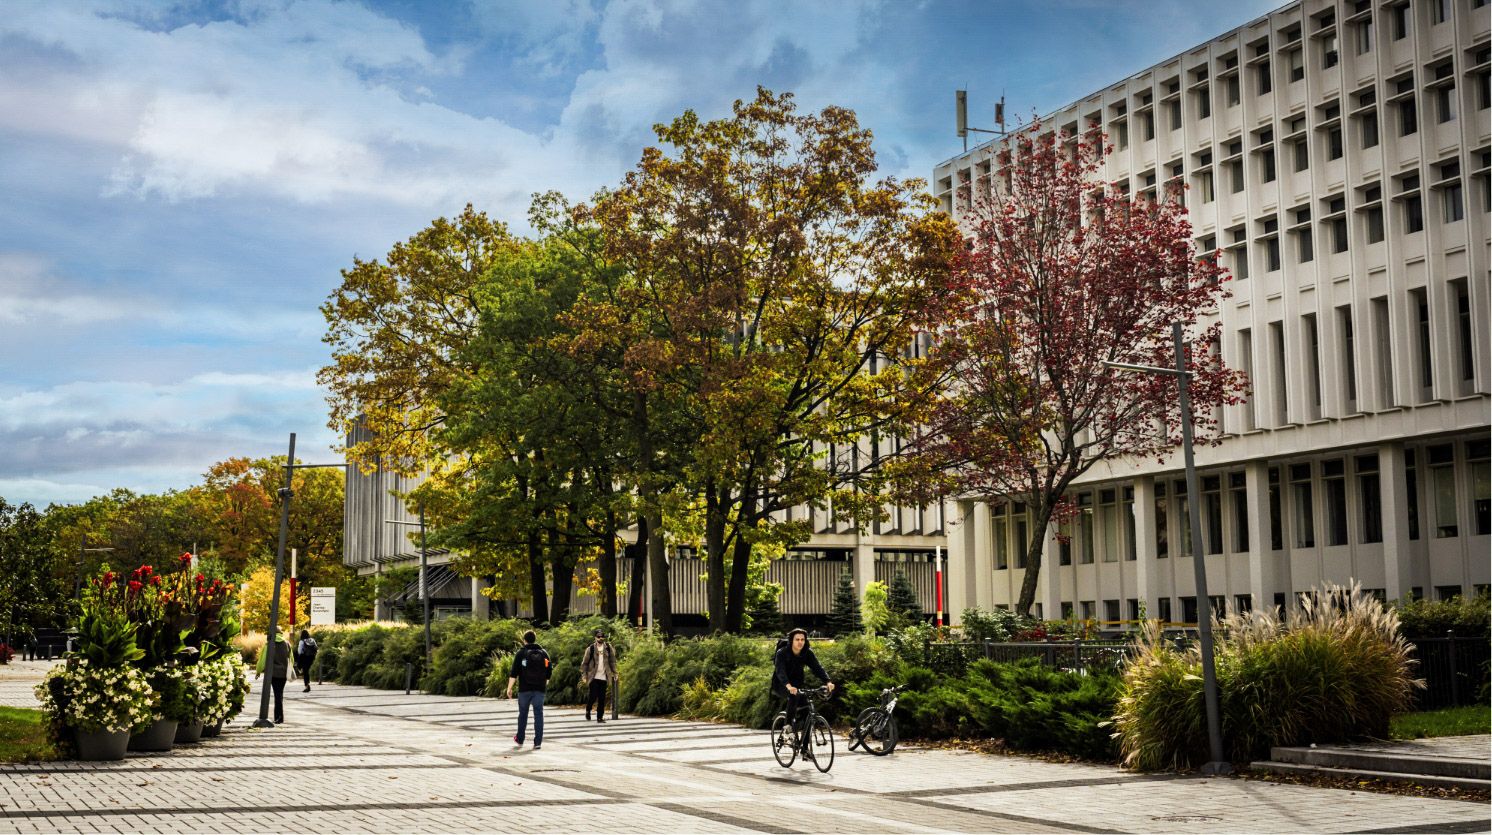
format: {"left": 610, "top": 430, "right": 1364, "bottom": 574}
{"left": 310, "top": 587, "right": 337, "bottom": 625}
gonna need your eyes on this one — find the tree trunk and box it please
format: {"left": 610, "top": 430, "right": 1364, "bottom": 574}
{"left": 1014, "top": 500, "right": 1056, "bottom": 616}
{"left": 549, "top": 528, "right": 574, "bottom": 626}
{"left": 704, "top": 486, "right": 728, "bottom": 633}
{"left": 625, "top": 514, "right": 648, "bottom": 624}
{"left": 526, "top": 527, "right": 547, "bottom": 624}
{"left": 600, "top": 509, "right": 619, "bottom": 618}
{"left": 647, "top": 508, "right": 672, "bottom": 636}
{"left": 724, "top": 488, "right": 755, "bottom": 632}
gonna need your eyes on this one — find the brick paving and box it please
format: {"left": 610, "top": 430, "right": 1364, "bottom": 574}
{"left": 1, "top": 663, "right": 1488, "bottom": 834}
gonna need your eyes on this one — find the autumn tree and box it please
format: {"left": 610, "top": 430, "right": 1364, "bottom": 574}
{"left": 889, "top": 124, "right": 1246, "bottom": 616}
{"left": 581, "top": 88, "right": 958, "bottom": 632}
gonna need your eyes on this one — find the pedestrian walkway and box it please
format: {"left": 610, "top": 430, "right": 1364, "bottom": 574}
{"left": 1253, "top": 735, "right": 1491, "bottom": 792}
{"left": 1, "top": 676, "right": 1488, "bottom": 833}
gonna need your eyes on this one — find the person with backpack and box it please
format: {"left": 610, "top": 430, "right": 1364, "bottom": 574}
{"left": 506, "top": 630, "right": 551, "bottom": 750}
{"left": 579, "top": 629, "right": 615, "bottom": 723}
{"left": 294, "top": 629, "right": 318, "bottom": 692}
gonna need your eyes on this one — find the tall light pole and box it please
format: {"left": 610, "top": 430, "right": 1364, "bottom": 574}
{"left": 1105, "top": 322, "right": 1231, "bottom": 775}
{"left": 385, "top": 504, "right": 430, "bottom": 664}
{"left": 254, "top": 433, "right": 348, "bottom": 729}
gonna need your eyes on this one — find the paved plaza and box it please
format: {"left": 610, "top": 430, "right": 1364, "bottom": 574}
{"left": 0, "top": 661, "right": 1488, "bottom": 834}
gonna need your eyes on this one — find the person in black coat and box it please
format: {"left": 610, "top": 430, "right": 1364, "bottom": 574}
{"left": 772, "top": 628, "right": 834, "bottom": 729}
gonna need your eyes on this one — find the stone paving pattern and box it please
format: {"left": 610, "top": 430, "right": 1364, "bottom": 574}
{"left": 0, "top": 661, "right": 1488, "bottom": 834}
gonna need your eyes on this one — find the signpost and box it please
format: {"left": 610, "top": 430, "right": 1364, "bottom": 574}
{"left": 310, "top": 587, "right": 337, "bottom": 626}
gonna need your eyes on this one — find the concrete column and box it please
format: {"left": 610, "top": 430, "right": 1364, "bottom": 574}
{"left": 970, "top": 500, "right": 994, "bottom": 610}
{"left": 943, "top": 499, "right": 979, "bottom": 625}
{"left": 1133, "top": 476, "right": 1161, "bottom": 616}
{"left": 853, "top": 540, "right": 876, "bottom": 604}
{"left": 470, "top": 576, "right": 491, "bottom": 620}
{"left": 1037, "top": 520, "right": 1062, "bottom": 620}
{"left": 1379, "top": 441, "right": 1414, "bottom": 601}
{"left": 1245, "top": 460, "right": 1275, "bottom": 610}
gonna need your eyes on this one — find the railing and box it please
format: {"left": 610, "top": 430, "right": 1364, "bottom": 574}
{"left": 1410, "top": 634, "right": 1490, "bottom": 709}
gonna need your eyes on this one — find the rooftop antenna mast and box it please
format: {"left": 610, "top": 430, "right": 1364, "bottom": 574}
{"left": 956, "top": 90, "right": 1008, "bottom": 152}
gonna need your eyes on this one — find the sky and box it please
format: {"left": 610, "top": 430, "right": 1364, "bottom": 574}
{"left": 0, "top": 0, "right": 1284, "bottom": 508}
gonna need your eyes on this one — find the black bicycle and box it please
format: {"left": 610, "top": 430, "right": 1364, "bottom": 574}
{"left": 770, "top": 686, "right": 834, "bottom": 772}
{"left": 847, "top": 684, "right": 905, "bottom": 756}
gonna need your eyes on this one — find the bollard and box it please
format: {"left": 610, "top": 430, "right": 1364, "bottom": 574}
{"left": 404, "top": 662, "right": 414, "bottom": 695}
{"left": 611, "top": 676, "right": 619, "bottom": 721}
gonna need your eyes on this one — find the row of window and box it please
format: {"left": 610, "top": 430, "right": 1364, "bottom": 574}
{"left": 1038, "top": 581, "right": 1488, "bottom": 624}
{"left": 988, "top": 439, "right": 1491, "bottom": 569}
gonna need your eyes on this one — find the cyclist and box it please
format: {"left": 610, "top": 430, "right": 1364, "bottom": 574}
{"left": 772, "top": 628, "right": 835, "bottom": 733}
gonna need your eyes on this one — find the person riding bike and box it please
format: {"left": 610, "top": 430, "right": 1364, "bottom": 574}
{"left": 772, "top": 628, "right": 835, "bottom": 732}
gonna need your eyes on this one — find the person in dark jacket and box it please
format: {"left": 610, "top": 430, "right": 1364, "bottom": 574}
{"left": 772, "top": 628, "right": 834, "bottom": 730}
{"left": 294, "top": 630, "right": 318, "bottom": 692}
{"left": 506, "top": 630, "right": 551, "bottom": 749}
{"left": 254, "top": 634, "right": 292, "bottom": 724}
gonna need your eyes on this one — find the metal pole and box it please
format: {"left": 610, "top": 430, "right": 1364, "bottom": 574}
{"left": 1172, "top": 323, "right": 1230, "bottom": 775}
{"left": 255, "top": 432, "right": 296, "bottom": 729}
{"left": 419, "top": 502, "right": 430, "bottom": 666}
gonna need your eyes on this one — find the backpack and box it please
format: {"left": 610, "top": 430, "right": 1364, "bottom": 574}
{"left": 516, "top": 644, "right": 551, "bottom": 690}
{"left": 297, "top": 638, "right": 318, "bottom": 665}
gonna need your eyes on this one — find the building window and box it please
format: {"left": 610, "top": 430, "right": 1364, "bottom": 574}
{"left": 1454, "top": 281, "right": 1475, "bottom": 383}
{"left": 1430, "top": 0, "right": 1447, "bottom": 25}
{"left": 1355, "top": 19, "right": 1373, "bottom": 54}
{"left": 1230, "top": 471, "right": 1249, "bottom": 552}
{"left": 1287, "top": 47, "right": 1304, "bottom": 83}
{"left": 1291, "top": 131, "right": 1309, "bottom": 173}
{"left": 1175, "top": 480, "right": 1193, "bottom": 556}
{"left": 1123, "top": 486, "right": 1136, "bottom": 560}
{"left": 1269, "top": 466, "right": 1284, "bottom": 550}
{"left": 1099, "top": 489, "right": 1119, "bottom": 563}
{"left": 1469, "top": 439, "right": 1490, "bottom": 536}
{"left": 1195, "top": 84, "right": 1211, "bottom": 119}
{"left": 1127, "top": 598, "right": 1141, "bottom": 621}
{"left": 1390, "top": 2, "right": 1409, "bottom": 40}
{"left": 1304, "top": 314, "right": 1323, "bottom": 418}
{"left": 1013, "top": 502, "right": 1029, "bottom": 568}
{"left": 1256, "top": 59, "right": 1273, "bottom": 95}
{"left": 1155, "top": 482, "right": 1168, "bottom": 558}
{"left": 1235, "top": 594, "right": 1253, "bottom": 613}
{"left": 1442, "top": 181, "right": 1465, "bottom": 223}
{"left": 1434, "top": 83, "right": 1457, "bottom": 124}
{"left": 1270, "top": 321, "right": 1288, "bottom": 425}
{"left": 1238, "top": 329, "right": 1256, "bottom": 431}
{"left": 1429, "top": 443, "right": 1458, "bottom": 538}
{"left": 1321, "top": 33, "right": 1338, "bottom": 69}
{"left": 1324, "top": 195, "right": 1348, "bottom": 253}
{"left": 1359, "top": 109, "right": 1379, "bottom": 148}
{"left": 1358, "top": 454, "right": 1383, "bottom": 544}
{"left": 1203, "top": 476, "right": 1224, "bottom": 555}
{"left": 1059, "top": 517, "right": 1072, "bottom": 566}
{"left": 1292, "top": 462, "right": 1316, "bottom": 548}
{"left": 1398, "top": 95, "right": 1417, "bottom": 136}
{"left": 1436, "top": 585, "right": 1463, "bottom": 602}
{"left": 1291, "top": 206, "right": 1313, "bottom": 263}
{"left": 1181, "top": 596, "right": 1199, "bottom": 624}
{"left": 993, "top": 505, "right": 1008, "bottom": 570}
{"left": 1103, "top": 599, "right": 1120, "bottom": 623}
{"left": 1360, "top": 183, "right": 1384, "bottom": 244}
{"left": 1157, "top": 597, "right": 1173, "bottom": 623}
{"left": 1078, "top": 493, "right": 1095, "bottom": 564}
{"left": 1323, "top": 458, "right": 1348, "bottom": 546}
{"left": 1406, "top": 450, "right": 1421, "bottom": 540}
{"left": 1412, "top": 287, "right": 1433, "bottom": 394}
{"left": 1373, "top": 296, "right": 1396, "bottom": 409}
{"left": 1339, "top": 305, "right": 1358, "bottom": 409}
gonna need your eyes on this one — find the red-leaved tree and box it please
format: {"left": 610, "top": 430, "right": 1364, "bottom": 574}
{"left": 890, "top": 123, "right": 1247, "bottom": 616}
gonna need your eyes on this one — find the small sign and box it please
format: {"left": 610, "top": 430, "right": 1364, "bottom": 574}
{"left": 310, "top": 587, "right": 337, "bottom": 625}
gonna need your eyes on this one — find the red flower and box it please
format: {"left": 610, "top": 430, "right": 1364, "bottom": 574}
{"left": 195, "top": 573, "right": 205, "bottom": 583}
{"left": 151, "top": 575, "right": 161, "bottom": 586}
{"left": 127, "top": 580, "right": 142, "bottom": 593}
{"left": 180, "top": 552, "right": 193, "bottom": 563}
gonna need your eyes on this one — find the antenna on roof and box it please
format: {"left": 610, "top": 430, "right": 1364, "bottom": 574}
{"left": 956, "top": 89, "right": 1007, "bottom": 153}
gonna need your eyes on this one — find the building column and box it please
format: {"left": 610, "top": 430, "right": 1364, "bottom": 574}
{"left": 943, "top": 498, "right": 979, "bottom": 625}
{"left": 470, "top": 576, "right": 491, "bottom": 621}
{"left": 970, "top": 500, "right": 994, "bottom": 610}
{"left": 1133, "top": 476, "right": 1161, "bottom": 617}
{"left": 1245, "top": 460, "right": 1275, "bottom": 611}
{"left": 1379, "top": 441, "right": 1414, "bottom": 601}
{"left": 1037, "top": 520, "right": 1062, "bottom": 620}
{"left": 853, "top": 540, "right": 876, "bottom": 605}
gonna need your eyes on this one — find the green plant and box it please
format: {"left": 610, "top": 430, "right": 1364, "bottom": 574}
{"left": 0, "top": 707, "right": 57, "bottom": 763}
{"left": 151, "top": 665, "right": 198, "bottom": 723}
{"left": 222, "top": 653, "right": 250, "bottom": 723}
{"left": 827, "top": 570, "right": 862, "bottom": 636}
{"left": 1390, "top": 705, "right": 1492, "bottom": 739}
{"left": 34, "top": 660, "right": 156, "bottom": 737}
{"left": 421, "top": 619, "right": 528, "bottom": 697}
{"left": 862, "top": 581, "right": 890, "bottom": 634}
{"left": 1395, "top": 593, "right": 1491, "bottom": 639}
{"left": 1114, "top": 583, "right": 1422, "bottom": 770}
{"left": 960, "top": 607, "right": 1032, "bottom": 643}
{"left": 194, "top": 656, "right": 239, "bottom": 724}
{"left": 885, "top": 569, "right": 922, "bottom": 629}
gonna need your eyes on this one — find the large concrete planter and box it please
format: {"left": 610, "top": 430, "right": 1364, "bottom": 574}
{"left": 174, "top": 720, "right": 204, "bottom": 744}
{"left": 75, "top": 729, "right": 130, "bottom": 761}
{"left": 128, "top": 718, "right": 178, "bottom": 752}
{"left": 200, "top": 718, "right": 224, "bottom": 738}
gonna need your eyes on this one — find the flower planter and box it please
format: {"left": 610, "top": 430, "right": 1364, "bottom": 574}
{"left": 128, "top": 718, "right": 178, "bottom": 752}
{"left": 75, "top": 729, "right": 130, "bottom": 761}
{"left": 174, "top": 720, "right": 204, "bottom": 744}
{"left": 200, "top": 718, "right": 223, "bottom": 738}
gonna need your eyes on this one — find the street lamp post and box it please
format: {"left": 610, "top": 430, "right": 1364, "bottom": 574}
{"left": 385, "top": 505, "right": 430, "bottom": 665}
{"left": 1105, "top": 322, "right": 1231, "bottom": 776}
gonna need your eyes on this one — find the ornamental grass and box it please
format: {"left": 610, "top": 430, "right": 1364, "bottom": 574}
{"left": 1113, "top": 583, "right": 1423, "bottom": 770}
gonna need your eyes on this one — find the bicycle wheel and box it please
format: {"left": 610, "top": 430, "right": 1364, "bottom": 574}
{"left": 770, "top": 712, "right": 797, "bottom": 768}
{"left": 855, "top": 708, "right": 897, "bottom": 756}
{"left": 808, "top": 714, "right": 834, "bottom": 772}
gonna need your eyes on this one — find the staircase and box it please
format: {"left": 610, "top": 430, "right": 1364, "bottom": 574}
{"left": 1252, "top": 737, "right": 1491, "bottom": 791}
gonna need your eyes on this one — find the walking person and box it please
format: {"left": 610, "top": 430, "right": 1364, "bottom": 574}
{"left": 579, "top": 629, "right": 615, "bottom": 723}
{"left": 506, "top": 630, "right": 551, "bottom": 749}
{"left": 254, "top": 633, "right": 293, "bottom": 724}
{"left": 294, "top": 629, "right": 318, "bottom": 692}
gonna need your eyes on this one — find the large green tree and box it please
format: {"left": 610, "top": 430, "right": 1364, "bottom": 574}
{"left": 0, "top": 499, "right": 70, "bottom": 637}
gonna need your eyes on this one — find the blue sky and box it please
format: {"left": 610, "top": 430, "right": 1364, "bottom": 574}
{"left": 0, "top": 0, "right": 1282, "bottom": 507}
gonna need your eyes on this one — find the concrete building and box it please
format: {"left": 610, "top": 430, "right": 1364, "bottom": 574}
{"left": 935, "top": 0, "right": 1490, "bottom": 623}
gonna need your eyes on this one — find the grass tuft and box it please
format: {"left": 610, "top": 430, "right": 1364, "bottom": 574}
{"left": 0, "top": 706, "right": 59, "bottom": 763}
{"left": 1390, "top": 705, "right": 1492, "bottom": 739}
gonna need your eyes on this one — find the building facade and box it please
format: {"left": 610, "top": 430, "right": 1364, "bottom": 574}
{"left": 935, "top": 0, "right": 1490, "bottom": 622}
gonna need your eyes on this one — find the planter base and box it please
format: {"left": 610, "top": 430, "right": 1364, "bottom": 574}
{"left": 76, "top": 729, "right": 130, "bottom": 761}
{"left": 174, "top": 720, "right": 204, "bottom": 744}
{"left": 128, "top": 718, "right": 178, "bottom": 752}
{"left": 200, "top": 719, "right": 224, "bottom": 738}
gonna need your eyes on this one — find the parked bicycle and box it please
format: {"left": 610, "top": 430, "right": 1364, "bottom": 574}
{"left": 770, "top": 686, "right": 834, "bottom": 772}
{"left": 847, "top": 684, "right": 905, "bottom": 756}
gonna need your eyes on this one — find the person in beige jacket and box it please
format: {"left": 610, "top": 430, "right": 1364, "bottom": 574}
{"left": 579, "top": 629, "right": 616, "bottom": 723}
